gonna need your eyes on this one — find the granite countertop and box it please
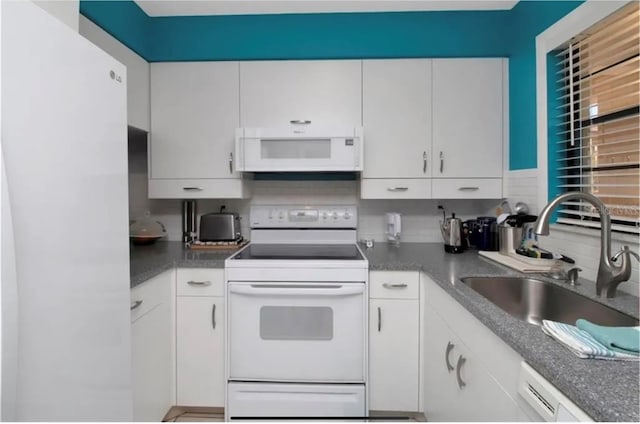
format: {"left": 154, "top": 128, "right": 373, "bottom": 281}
{"left": 130, "top": 241, "right": 231, "bottom": 287}
{"left": 365, "top": 242, "right": 640, "bottom": 422}
{"left": 130, "top": 241, "right": 639, "bottom": 421}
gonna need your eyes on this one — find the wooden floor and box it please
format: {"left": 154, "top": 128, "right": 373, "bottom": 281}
{"left": 163, "top": 407, "right": 427, "bottom": 422}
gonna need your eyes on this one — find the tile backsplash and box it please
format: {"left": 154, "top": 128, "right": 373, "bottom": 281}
{"left": 128, "top": 136, "right": 497, "bottom": 244}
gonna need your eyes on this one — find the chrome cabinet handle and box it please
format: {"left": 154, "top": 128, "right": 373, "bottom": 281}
{"left": 423, "top": 151, "right": 428, "bottom": 173}
{"left": 290, "top": 120, "right": 311, "bottom": 125}
{"left": 456, "top": 355, "right": 467, "bottom": 389}
{"left": 440, "top": 151, "right": 444, "bottom": 173}
{"left": 183, "top": 187, "right": 203, "bottom": 191}
{"left": 229, "top": 152, "right": 233, "bottom": 174}
{"left": 458, "top": 187, "right": 479, "bottom": 191}
{"left": 377, "top": 307, "right": 382, "bottom": 332}
{"left": 382, "top": 283, "right": 408, "bottom": 289}
{"left": 387, "top": 187, "right": 409, "bottom": 192}
{"left": 130, "top": 300, "right": 143, "bottom": 311}
{"left": 211, "top": 303, "right": 216, "bottom": 329}
{"left": 187, "top": 280, "right": 211, "bottom": 286}
{"left": 445, "top": 341, "right": 455, "bottom": 372}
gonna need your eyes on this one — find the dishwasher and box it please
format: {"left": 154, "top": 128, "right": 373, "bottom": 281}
{"left": 517, "top": 362, "right": 593, "bottom": 422}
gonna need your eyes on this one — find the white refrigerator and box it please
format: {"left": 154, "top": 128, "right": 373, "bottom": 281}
{"left": 1, "top": 1, "right": 133, "bottom": 420}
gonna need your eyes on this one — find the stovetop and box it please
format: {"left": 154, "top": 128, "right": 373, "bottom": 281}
{"left": 231, "top": 243, "right": 364, "bottom": 261}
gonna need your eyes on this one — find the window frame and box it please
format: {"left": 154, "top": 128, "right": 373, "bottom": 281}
{"left": 535, "top": 0, "right": 634, "bottom": 230}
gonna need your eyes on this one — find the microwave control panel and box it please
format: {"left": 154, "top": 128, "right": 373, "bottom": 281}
{"left": 250, "top": 205, "right": 357, "bottom": 229}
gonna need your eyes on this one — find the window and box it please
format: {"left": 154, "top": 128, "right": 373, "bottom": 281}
{"left": 552, "top": 1, "right": 639, "bottom": 234}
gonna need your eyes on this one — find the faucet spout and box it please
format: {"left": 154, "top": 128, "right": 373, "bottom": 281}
{"left": 534, "top": 192, "right": 627, "bottom": 297}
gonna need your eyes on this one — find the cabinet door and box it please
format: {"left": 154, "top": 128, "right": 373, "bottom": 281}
{"left": 362, "top": 59, "right": 432, "bottom": 178}
{"left": 451, "top": 339, "right": 528, "bottom": 422}
{"left": 176, "top": 296, "right": 225, "bottom": 407}
{"left": 369, "top": 299, "right": 419, "bottom": 411}
{"left": 150, "top": 62, "right": 240, "bottom": 180}
{"left": 432, "top": 59, "right": 504, "bottom": 178}
{"left": 132, "top": 302, "right": 173, "bottom": 421}
{"left": 423, "top": 306, "right": 527, "bottom": 422}
{"left": 240, "top": 60, "right": 362, "bottom": 128}
{"left": 423, "top": 306, "right": 458, "bottom": 421}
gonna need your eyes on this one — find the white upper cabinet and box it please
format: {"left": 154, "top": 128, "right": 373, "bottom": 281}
{"left": 239, "top": 60, "right": 362, "bottom": 129}
{"left": 79, "top": 16, "right": 150, "bottom": 131}
{"left": 149, "top": 62, "right": 248, "bottom": 198}
{"left": 431, "top": 58, "right": 504, "bottom": 179}
{"left": 361, "top": 59, "right": 432, "bottom": 199}
{"left": 362, "top": 59, "right": 432, "bottom": 179}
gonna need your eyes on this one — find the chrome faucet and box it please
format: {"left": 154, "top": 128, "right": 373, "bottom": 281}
{"left": 534, "top": 192, "right": 639, "bottom": 298}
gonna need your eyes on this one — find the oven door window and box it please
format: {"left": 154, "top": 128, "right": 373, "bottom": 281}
{"left": 260, "top": 306, "right": 333, "bottom": 340}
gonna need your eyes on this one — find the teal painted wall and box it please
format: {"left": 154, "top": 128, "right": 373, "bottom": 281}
{"left": 80, "top": 2, "right": 511, "bottom": 60}
{"left": 79, "top": 0, "right": 152, "bottom": 58}
{"left": 507, "top": 0, "right": 583, "bottom": 171}
{"left": 148, "top": 11, "right": 511, "bottom": 61}
{"left": 80, "top": 0, "right": 584, "bottom": 171}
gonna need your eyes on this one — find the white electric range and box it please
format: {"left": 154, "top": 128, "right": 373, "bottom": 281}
{"left": 224, "top": 205, "right": 368, "bottom": 419}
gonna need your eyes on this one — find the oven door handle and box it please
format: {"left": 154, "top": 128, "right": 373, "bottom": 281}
{"left": 229, "top": 284, "right": 364, "bottom": 297}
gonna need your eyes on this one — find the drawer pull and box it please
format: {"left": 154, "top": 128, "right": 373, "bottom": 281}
{"left": 440, "top": 151, "right": 444, "bottom": 173}
{"left": 458, "top": 187, "right": 479, "bottom": 191}
{"left": 187, "top": 280, "right": 212, "bottom": 286}
{"left": 423, "top": 151, "right": 428, "bottom": 173}
{"left": 212, "top": 303, "right": 217, "bottom": 329}
{"left": 456, "top": 355, "right": 467, "bottom": 389}
{"left": 229, "top": 152, "right": 233, "bottom": 174}
{"left": 377, "top": 307, "right": 382, "bottom": 332}
{"left": 290, "top": 120, "right": 312, "bottom": 125}
{"left": 130, "top": 300, "right": 143, "bottom": 311}
{"left": 183, "top": 187, "right": 203, "bottom": 191}
{"left": 382, "top": 283, "right": 408, "bottom": 289}
{"left": 445, "top": 341, "right": 455, "bottom": 372}
{"left": 387, "top": 187, "right": 409, "bottom": 192}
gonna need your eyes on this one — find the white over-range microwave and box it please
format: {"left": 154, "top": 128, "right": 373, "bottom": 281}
{"left": 234, "top": 127, "right": 363, "bottom": 172}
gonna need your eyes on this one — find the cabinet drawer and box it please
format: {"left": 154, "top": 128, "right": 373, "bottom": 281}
{"left": 130, "top": 271, "right": 172, "bottom": 323}
{"left": 370, "top": 271, "right": 419, "bottom": 299}
{"left": 431, "top": 178, "right": 502, "bottom": 199}
{"left": 177, "top": 268, "right": 224, "bottom": 297}
{"left": 148, "top": 178, "right": 249, "bottom": 199}
{"left": 360, "top": 179, "right": 431, "bottom": 199}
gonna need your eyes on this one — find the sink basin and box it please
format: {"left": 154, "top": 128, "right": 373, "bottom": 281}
{"left": 460, "top": 276, "right": 639, "bottom": 327}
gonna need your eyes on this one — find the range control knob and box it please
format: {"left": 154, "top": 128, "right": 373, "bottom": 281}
{"left": 332, "top": 211, "right": 339, "bottom": 220}
{"left": 278, "top": 211, "right": 285, "bottom": 220}
{"left": 343, "top": 210, "right": 352, "bottom": 220}
{"left": 321, "top": 211, "right": 329, "bottom": 220}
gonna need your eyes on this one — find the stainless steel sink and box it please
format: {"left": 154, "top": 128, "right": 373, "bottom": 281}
{"left": 460, "top": 276, "right": 639, "bottom": 327}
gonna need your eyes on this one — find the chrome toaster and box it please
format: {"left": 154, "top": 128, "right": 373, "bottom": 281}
{"left": 199, "top": 212, "right": 241, "bottom": 241}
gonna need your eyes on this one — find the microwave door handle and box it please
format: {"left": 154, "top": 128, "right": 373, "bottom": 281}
{"left": 229, "top": 284, "right": 363, "bottom": 297}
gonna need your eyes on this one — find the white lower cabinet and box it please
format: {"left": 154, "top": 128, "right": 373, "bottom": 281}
{"left": 131, "top": 270, "right": 174, "bottom": 422}
{"left": 175, "top": 269, "right": 225, "bottom": 407}
{"left": 424, "top": 306, "right": 528, "bottom": 421}
{"left": 422, "top": 273, "right": 530, "bottom": 422}
{"left": 368, "top": 271, "right": 420, "bottom": 412}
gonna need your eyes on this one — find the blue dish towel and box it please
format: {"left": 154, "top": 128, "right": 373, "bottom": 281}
{"left": 541, "top": 320, "right": 639, "bottom": 361}
{"left": 576, "top": 319, "right": 640, "bottom": 354}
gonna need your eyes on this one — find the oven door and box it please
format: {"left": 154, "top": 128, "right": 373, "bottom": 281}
{"left": 228, "top": 282, "right": 365, "bottom": 382}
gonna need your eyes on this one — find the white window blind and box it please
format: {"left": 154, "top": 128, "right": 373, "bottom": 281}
{"left": 552, "top": 1, "right": 640, "bottom": 234}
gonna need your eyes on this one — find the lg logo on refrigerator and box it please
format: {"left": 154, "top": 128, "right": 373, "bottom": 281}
{"left": 109, "top": 70, "right": 122, "bottom": 83}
